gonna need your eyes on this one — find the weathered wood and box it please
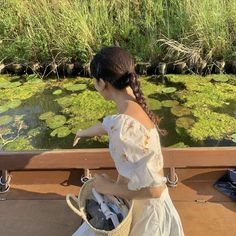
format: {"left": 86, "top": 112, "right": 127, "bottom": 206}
{"left": 0, "top": 147, "right": 236, "bottom": 170}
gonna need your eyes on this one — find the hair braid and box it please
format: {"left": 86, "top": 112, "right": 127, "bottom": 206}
{"left": 129, "top": 73, "right": 167, "bottom": 135}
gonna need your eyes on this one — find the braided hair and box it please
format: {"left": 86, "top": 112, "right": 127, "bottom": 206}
{"left": 90, "top": 47, "right": 165, "bottom": 135}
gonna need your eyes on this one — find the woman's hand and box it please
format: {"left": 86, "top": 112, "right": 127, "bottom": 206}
{"left": 73, "top": 129, "right": 82, "bottom": 147}
{"left": 93, "top": 173, "right": 115, "bottom": 195}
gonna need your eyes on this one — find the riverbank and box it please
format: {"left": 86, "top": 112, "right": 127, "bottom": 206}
{"left": 1, "top": 0, "right": 235, "bottom": 74}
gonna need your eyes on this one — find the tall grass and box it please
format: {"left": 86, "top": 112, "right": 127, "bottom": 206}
{"left": 0, "top": 0, "right": 235, "bottom": 65}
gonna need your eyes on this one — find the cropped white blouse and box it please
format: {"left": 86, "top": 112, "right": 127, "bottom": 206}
{"left": 102, "top": 114, "right": 167, "bottom": 191}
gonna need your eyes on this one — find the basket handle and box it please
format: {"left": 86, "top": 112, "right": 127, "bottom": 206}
{"left": 66, "top": 193, "right": 85, "bottom": 218}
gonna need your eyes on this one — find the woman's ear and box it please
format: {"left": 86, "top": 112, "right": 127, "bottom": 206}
{"left": 98, "top": 79, "right": 107, "bottom": 91}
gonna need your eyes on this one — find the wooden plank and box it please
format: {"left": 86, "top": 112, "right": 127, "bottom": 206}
{"left": 0, "top": 147, "right": 236, "bottom": 170}
{"left": 174, "top": 202, "right": 236, "bottom": 236}
{"left": 0, "top": 200, "right": 80, "bottom": 236}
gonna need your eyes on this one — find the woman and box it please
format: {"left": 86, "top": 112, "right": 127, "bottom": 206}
{"left": 73, "top": 47, "right": 185, "bottom": 236}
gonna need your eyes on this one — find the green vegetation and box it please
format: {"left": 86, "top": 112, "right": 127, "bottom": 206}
{"left": 0, "top": 74, "right": 235, "bottom": 150}
{"left": 1, "top": 0, "right": 235, "bottom": 65}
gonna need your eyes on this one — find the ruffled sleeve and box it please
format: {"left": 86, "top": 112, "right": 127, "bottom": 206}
{"left": 127, "top": 157, "right": 167, "bottom": 191}
{"left": 102, "top": 116, "right": 112, "bottom": 132}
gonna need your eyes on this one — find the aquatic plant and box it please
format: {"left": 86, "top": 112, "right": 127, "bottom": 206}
{"left": 140, "top": 78, "right": 164, "bottom": 97}
{"left": 0, "top": 76, "right": 46, "bottom": 101}
{"left": 45, "top": 115, "right": 67, "bottom": 129}
{"left": 39, "top": 111, "right": 55, "bottom": 120}
{"left": 56, "top": 90, "right": 116, "bottom": 121}
{"left": 231, "top": 134, "right": 236, "bottom": 143}
{"left": 161, "top": 87, "right": 177, "bottom": 94}
{"left": 169, "top": 75, "right": 236, "bottom": 108}
{"left": 0, "top": 115, "right": 13, "bottom": 126}
{"left": 171, "top": 106, "right": 191, "bottom": 117}
{"left": 52, "top": 89, "right": 63, "bottom": 95}
{"left": 176, "top": 117, "right": 195, "bottom": 129}
{"left": 50, "top": 126, "right": 71, "bottom": 138}
{"left": 3, "top": 136, "right": 34, "bottom": 151}
{"left": 146, "top": 98, "right": 162, "bottom": 111}
{"left": 27, "top": 127, "right": 41, "bottom": 138}
{"left": 65, "top": 84, "right": 87, "bottom": 92}
{"left": 161, "top": 100, "right": 179, "bottom": 107}
{"left": 169, "top": 142, "right": 189, "bottom": 148}
{"left": 189, "top": 108, "right": 236, "bottom": 141}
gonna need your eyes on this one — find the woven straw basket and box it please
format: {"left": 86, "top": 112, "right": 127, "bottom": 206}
{"left": 66, "top": 178, "right": 134, "bottom": 236}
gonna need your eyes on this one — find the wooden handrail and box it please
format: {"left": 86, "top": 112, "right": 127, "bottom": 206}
{"left": 0, "top": 147, "right": 236, "bottom": 170}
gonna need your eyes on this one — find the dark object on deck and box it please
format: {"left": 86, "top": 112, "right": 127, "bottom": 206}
{"left": 86, "top": 199, "right": 114, "bottom": 231}
{"left": 214, "top": 169, "right": 236, "bottom": 201}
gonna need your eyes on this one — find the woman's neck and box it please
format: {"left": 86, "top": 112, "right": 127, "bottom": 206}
{"left": 111, "top": 87, "right": 136, "bottom": 113}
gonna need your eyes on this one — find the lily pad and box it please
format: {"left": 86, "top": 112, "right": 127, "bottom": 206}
{"left": 50, "top": 126, "right": 71, "bottom": 138}
{"left": 0, "top": 115, "right": 13, "bottom": 126}
{"left": 39, "top": 111, "right": 55, "bottom": 120}
{"left": 176, "top": 117, "right": 195, "bottom": 129}
{"left": 55, "top": 95, "right": 79, "bottom": 108}
{"left": 171, "top": 106, "right": 191, "bottom": 117}
{"left": 211, "top": 76, "right": 229, "bottom": 82}
{"left": 161, "top": 100, "right": 179, "bottom": 107}
{"left": 46, "top": 115, "right": 66, "bottom": 129}
{"left": 162, "top": 87, "right": 177, "bottom": 94}
{"left": 53, "top": 89, "right": 63, "bottom": 95}
{"left": 147, "top": 98, "right": 162, "bottom": 110}
{"left": 65, "top": 84, "right": 87, "bottom": 92}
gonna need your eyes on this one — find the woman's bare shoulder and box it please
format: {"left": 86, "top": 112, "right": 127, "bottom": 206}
{"left": 123, "top": 101, "right": 155, "bottom": 129}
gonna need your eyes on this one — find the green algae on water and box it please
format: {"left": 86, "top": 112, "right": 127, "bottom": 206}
{"left": 4, "top": 136, "right": 34, "bottom": 151}
{"left": 189, "top": 108, "right": 236, "bottom": 141}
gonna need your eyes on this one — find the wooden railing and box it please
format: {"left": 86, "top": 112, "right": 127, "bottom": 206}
{"left": 0, "top": 147, "right": 235, "bottom": 191}
{"left": 0, "top": 147, "right": 236, "bottom": 170}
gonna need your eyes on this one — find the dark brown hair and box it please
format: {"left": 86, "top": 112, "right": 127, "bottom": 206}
{"left": 90, "top": 47, "right": 164, "bottom": 133}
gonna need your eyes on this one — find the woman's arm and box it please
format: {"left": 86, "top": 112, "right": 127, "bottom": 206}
{"left": 93, "top": 174, "right": 166, "bottom": 200}
{"left": 108, "top": 182, "right": 166, "bottom": 200}
{"left": 73, "top": 122, "right": 107, "bottom": 146}
{"left": 75, "top": 122, "right": 107, "bottom": 138}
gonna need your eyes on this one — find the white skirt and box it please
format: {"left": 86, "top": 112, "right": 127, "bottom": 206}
{"left": 72, "top": 188, "right": 185, "bottom": 236}
{"left": 130, "top": 187, "right": 185, "bottom": 236}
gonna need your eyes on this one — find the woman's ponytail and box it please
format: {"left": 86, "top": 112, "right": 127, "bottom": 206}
{"left": 129, "top": 73, "right": 167, "bottom": 136}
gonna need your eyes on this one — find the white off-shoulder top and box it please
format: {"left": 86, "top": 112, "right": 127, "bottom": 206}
{"left": 102, "top": 114, "right": 167, "bottom": 191}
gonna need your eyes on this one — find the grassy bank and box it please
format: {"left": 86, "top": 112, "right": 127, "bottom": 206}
{"left": 0, "top": 0, "right": 235, "bottom": 66}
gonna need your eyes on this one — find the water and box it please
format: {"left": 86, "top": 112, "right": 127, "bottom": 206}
{"left": 0, "top": 74, "right": 236, "bottom": 151}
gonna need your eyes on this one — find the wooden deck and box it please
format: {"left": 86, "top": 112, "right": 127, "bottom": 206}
{"left": 0, "top": 147, "right": 236, "bottom": 235}
{"left": 0, "top": 168, "right": 235, "bottom": 236}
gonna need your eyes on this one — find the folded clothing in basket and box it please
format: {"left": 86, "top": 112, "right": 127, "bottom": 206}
{"left": 86, "top": 199, "right": 114, "bottom": 231}
{"left": 214, "top": 169, "right": 236, "bottom": 201}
